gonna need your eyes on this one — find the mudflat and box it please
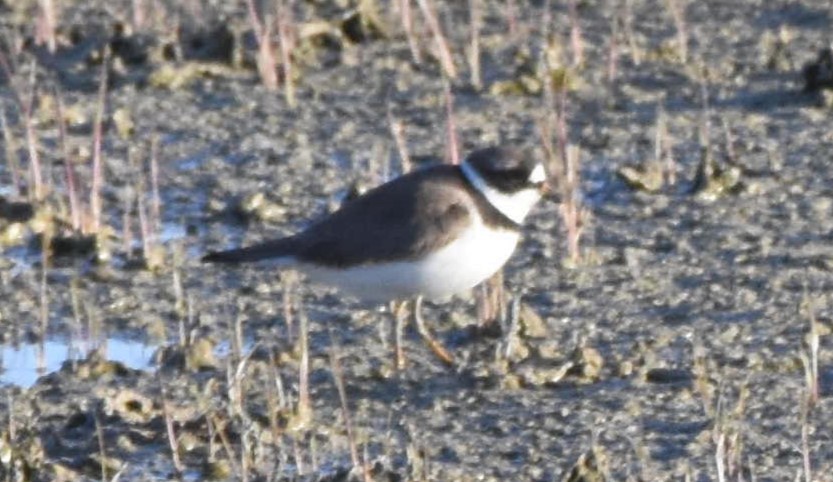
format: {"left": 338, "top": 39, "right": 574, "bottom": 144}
{"left": 0, "top": 0, "right": 831, "bottom": 480}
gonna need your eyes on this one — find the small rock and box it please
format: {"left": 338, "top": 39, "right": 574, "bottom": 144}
{"left": 68, "top": 348, "right": 132, "bottom": 380}
{"left": 50, "top": 234, "right": 98, "bottom": 258}
{"left": 563, "top": 447, "right": 609, "bottom": 482}
{"left": 204, "top": 459, "right": 233, "bottom": 479}
{"left": 568, "top": 346, "right": 604, "bottom": 382}
{"left": 521, "top": 363, "right": 573, "bottom": 387}
{"left": 104, "top": 389, "right": 155, "bottom": 423}
{"left": 112, "top": 108, "right": 134, "bottom": 139}
{"left": 617, "top": 162, "right": 664, "bottom": 193}
{"left": 0, "top": 222, "right": 28, "bottom": 247}
{"left": 149, "top": 62, "right": 234, "bottom": 90}
{"left": 691, "top": 149, "right": 743, "bottom": 199}
{"left": 616, "top": 360, "right": 635, "bottom": 377}
{"left": 156, "top": 338, "right": 217, "bottom": 372}
{"left": 142, "top": 244, "right": 167, "bottom": 272}
{"left": 803, "top": 43, "right": 833, "bottom": 92}
{"left": 519, "top": 303, "right": 548, "bottom": 339}
{"left": 0, "top": 197, "right": 35, "bottom": 223}
{"left": 535, "top": 340, "right": 562, "bottom": 361}
{"left": 340, "top": 1, "right": 389, "bottom": 43}
{"left": 820, "top": 90, "right": 833, "bottom": 108}
{"left": 645, "top": 367, "right": 693, "bottom": 385}
{"left": 187, "top": 338, "right": 218, "bottom": 371}
{"left": 239, "top": 192, "right": 286, "bottom": 223}
{"left": 501, "top": 373, "right": 523, "bottom": 390}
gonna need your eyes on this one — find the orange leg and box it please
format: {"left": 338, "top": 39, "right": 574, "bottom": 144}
{"left": 412, "top": 296, "right": 454, "bottom": 367}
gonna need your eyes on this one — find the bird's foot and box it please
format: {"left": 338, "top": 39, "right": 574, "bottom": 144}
{"left": 413, "top": 297, "right": 455, "bottom": 367}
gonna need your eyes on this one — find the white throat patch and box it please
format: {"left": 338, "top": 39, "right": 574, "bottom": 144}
{"left": 461, "top": 160, "right": 542, "bottom": 225}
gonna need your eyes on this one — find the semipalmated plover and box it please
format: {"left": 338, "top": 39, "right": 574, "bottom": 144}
{"left": 204, "top": 146, "right": 550, "bottom": 366}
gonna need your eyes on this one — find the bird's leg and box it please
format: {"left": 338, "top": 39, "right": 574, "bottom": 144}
{"left": 413, "top": 296, "right": 455, "bottom": 366}
{"left": 392, "top": 299, "right": 409, "bottom": 370}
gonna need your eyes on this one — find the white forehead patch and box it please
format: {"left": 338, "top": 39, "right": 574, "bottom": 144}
{"left": 528, "top": 164, "right": 547, "bottom": 184}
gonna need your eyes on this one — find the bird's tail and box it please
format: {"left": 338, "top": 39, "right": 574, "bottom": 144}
{"left": 202, "top": 238, "right": 298, "bottom": 264}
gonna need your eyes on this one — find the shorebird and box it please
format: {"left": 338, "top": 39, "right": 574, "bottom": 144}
{"left": 204, "top": 146, "right": 551, "bottom": 367}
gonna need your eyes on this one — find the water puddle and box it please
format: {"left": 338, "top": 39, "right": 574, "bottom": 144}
{"left": 0, "top": 337, "right": 156, "bottom": 388}
{"left": 177, "top": 148, "right": 248, "bottom": 171}
{"left": 0, "top": 185, "right": 18, "bottom": 197}
{"left": 158, "top": 222, "right": 187, "bottom": 242}
{"left": 122, "top": 220, "right": 189, "bottom": 253}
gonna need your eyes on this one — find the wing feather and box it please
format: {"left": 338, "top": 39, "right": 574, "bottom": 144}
{"left": 294, "top": 166, "right": 473, "bottom": 267}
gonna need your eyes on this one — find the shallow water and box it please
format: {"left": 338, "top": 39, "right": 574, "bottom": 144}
{"left": 0, "top": 337, "right": 155, "bottom": 388}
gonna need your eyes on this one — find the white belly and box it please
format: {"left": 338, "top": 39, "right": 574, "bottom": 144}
{"left": 298, "top": 222, "right": 520, "bottom": 303}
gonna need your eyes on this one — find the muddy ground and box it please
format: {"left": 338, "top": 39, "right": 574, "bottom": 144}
{"left": 0, "top": 0, "right": 832, "bottom": 480}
